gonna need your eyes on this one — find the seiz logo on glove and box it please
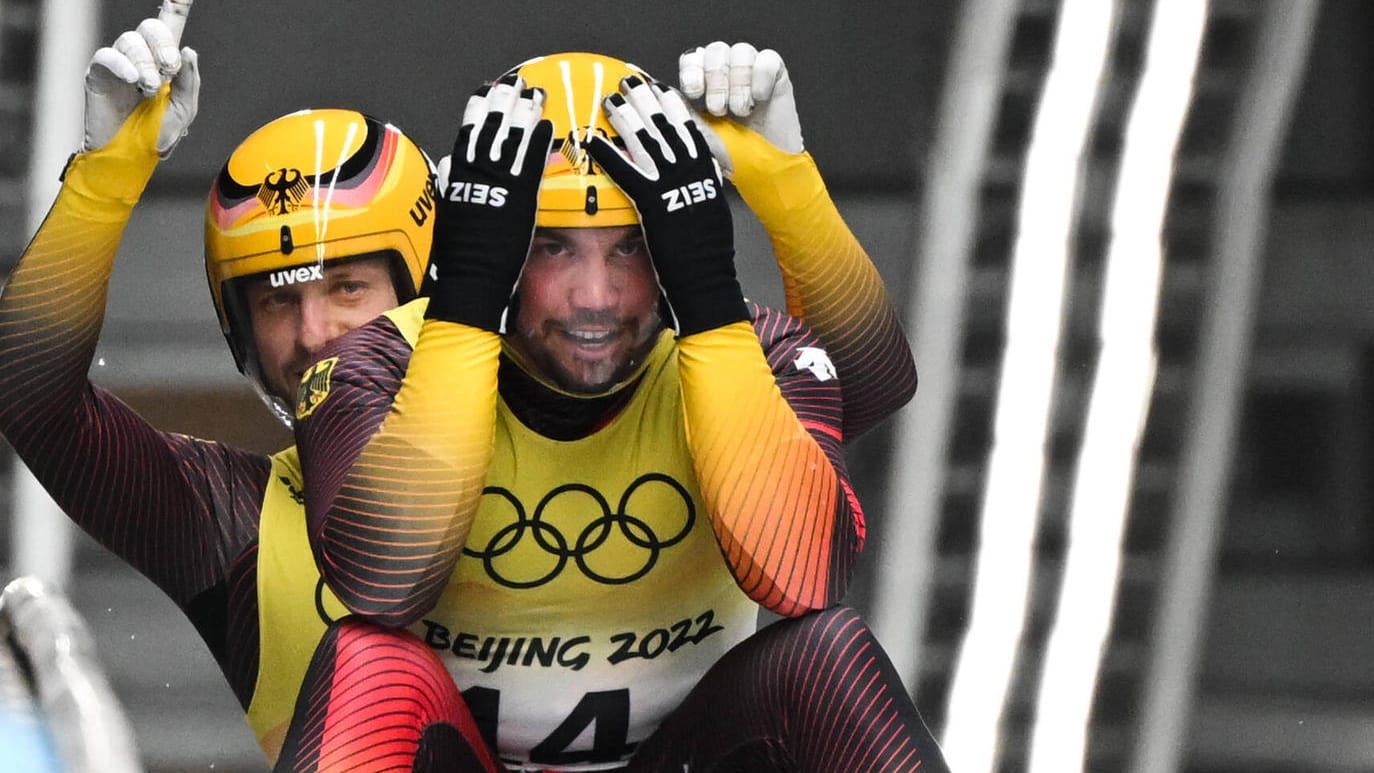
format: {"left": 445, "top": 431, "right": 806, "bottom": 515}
{"left": 586, "top": 77, "right": 747, "bottom": 336}
{"left": 661, "top": 178, "right": 717, "bottom": 212}
{"left": 446, "top": 181, "right": 509, "bottom": 207}
{"left": 426, "top": 74, "right": 553, "bottom": 331}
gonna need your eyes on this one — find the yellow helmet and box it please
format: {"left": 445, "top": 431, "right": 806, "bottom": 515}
{"left": 204, "top": 108, "right": 435, "bottom": 389}
{"left": 508, "top": 53, "right": 648, "bottom": 228}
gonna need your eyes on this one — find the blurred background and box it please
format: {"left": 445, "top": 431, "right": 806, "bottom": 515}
{"left": 0, "top": 0, "right": 1368, "bottom": 771}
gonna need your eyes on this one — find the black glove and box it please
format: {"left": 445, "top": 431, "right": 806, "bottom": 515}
{"left": 427, "top": 74, "right": 553, "bottom": 331}
{"left": 586, "top": 77, "right": 747, "bottom": 336}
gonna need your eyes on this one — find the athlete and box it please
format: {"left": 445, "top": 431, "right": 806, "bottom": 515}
{"left": 0, "top": 19, "right": 922, "bottom": 773}
{"left": 287, "top": 52, "right": 945, "bottom": 772}
{"left": 0, "top": 17, "right": 497, "bottom": 767}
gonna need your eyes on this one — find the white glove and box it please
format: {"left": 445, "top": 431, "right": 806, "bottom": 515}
{"left": 82, "top": 17, "right": 199, "bottom": 157}
{"left": 679, "top": 41, "right": 803, "bottom": 175}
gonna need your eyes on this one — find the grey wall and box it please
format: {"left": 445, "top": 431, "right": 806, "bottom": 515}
{"left": 102, "top": 0, "right": 956, "bottom": 194}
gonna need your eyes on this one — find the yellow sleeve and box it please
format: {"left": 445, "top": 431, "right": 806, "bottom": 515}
{"left": 297, "top": 299, "right": 501, "bottom": 625}
{"left": 378, "top": 312, "right": 501, "bottom": 556}
{"left": 4, "top": 87, "right": 168, "bottom": 347}
{"left": 704, "top": 117, "right": 917, "bottom": 438}
{"left": 677, "top": 320, "right": 843, "bottom": 616}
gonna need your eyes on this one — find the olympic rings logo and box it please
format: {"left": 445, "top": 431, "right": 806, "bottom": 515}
{"left": 463, "top": 473, "right": 695, "bottom": 589}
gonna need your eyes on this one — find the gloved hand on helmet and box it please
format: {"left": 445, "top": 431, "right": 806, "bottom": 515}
{"left": 677, "top": 41, "right": 802, "bottom": 179}
{"left": 83, "top": 17, "right": 199, "bottom": 158}
{"left": 426, "top": 74, "right": 554, "bottom": 331}
{"left": 587, "top": 76, "right": 747, "bottom": 336}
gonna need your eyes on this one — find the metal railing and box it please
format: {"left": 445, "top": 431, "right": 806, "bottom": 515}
{"left": 0, "top": 576, "right": 142, "bottom": 773}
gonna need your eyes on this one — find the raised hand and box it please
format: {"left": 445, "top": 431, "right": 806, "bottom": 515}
{"left": 586, "top": 76, "right": 746, "bottom": 336}
{"left": 426, "top": 75, "right": 553, "bottom": 331}
{"left": 678, "top": 41, "right": 802, "bottom": 177}
{"left": 82, "top": 16, "right": 198, "bottom": 157}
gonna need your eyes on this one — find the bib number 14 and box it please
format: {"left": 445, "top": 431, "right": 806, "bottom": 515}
{"left": 464, "top": 685, "right": 634, "bottom": 766}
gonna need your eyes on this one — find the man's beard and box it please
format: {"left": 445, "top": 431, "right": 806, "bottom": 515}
{"left": 512, "top": 307, "right": 663, "bottom": 395}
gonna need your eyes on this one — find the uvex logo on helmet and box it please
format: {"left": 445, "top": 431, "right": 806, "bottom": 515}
{"left": 269, "top": 264, "right": 324, "bottom": 288}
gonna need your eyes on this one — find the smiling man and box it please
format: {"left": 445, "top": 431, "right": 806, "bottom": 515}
{"left": 286, "top": 50, "right": 947, "bottom": 772}
{"left": 506, "top": 226, "right": 661, "bottom": 393}
{"left": 0, "top": 18, "right": 931, "bottom": 772}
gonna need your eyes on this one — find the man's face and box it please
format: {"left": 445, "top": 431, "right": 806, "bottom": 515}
{"left": 508, "top": 225, "right": 662, "bottom": 394}
{"left": 245, "top": 255, "right": 399, "bottom": 402}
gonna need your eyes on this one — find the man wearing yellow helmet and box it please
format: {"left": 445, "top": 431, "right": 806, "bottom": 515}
{"left": 286, "top": 51, "right": 947, "bottom": 772}
{"left": 204, "top": 106, "right": 438, "bottom": 421}
{"left": 0, "top": 15, "right": 505, "bottom": 768}
{"left": 0, "top": 15, "right": 925, "bottom": 772}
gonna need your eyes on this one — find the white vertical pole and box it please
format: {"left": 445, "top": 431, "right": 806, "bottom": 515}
{"left": 941, "top": 2, "right": 1115, "bottom": 768}
{"left": 1027, "top": 1, "right": 1208, "bottom": 769}
{"left": 10, "top": 0, "right": 100, "bottom": 591}
{"left": 869, "top": 0, "right": 1020, "bottom": 696}
{"left": 1130, "top": 3, "right": 1321, "bottom": 772}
